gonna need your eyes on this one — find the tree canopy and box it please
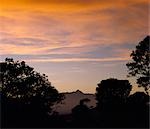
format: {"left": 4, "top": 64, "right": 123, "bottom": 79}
{"left": 96, "top": 78, "right": 132, "bottom": 109}
{"left": 126, "top": 36, "right": 150, "bottom": 93}
{"left": 0, "top": 58, "right": 63, "bottom": 113}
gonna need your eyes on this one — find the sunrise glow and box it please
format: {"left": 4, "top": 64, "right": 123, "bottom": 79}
{"left": 0, "top": 0, "right": 148, "bottom": 92}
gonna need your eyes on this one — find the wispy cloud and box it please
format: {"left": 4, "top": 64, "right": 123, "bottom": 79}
{"left": 0, "top": 0, "right": 148, "bottom": 56}
{"left": 0, "top": 0, "right": 148, "bottom": 92}
{"left": 25, "top": 57, "right": 129, "bottom": 63}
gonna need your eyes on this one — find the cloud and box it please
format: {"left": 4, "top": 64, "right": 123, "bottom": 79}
{"left": 24, "top": 57, "right": 129, "bottom": 63}
{"left": 0, "top": 0, "right": 148, "bottom": 59}
{"left": 1, "top": 0, "right": 148, "bottom": 93}
{"left": 0, "top": 37, "right": 48, "bottom": 46}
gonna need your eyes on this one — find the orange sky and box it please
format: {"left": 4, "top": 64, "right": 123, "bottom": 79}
{"left": 0, "top": 0, "right": 148, "bottom": 93}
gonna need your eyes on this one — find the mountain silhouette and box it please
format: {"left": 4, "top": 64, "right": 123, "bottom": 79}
{"left": 53, "top": 90, "right": 96, "bottom": 114}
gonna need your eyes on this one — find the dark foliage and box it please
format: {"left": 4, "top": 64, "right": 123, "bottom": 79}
{"left": 71, "top": 98, "right": 93, "bottom": 127}
{"left": 0, "top": 58, "right": 63, "bottom": 128}
{"left": 126, "top": 36, "right": 150, "bottom": 93}
{"left": 96, "top": 78, "right": 132, "bottom": 109}
{"left": 126, "top": 92, "right": 149, "bottom": 127}
{"left": 0, "top": 58, "right": 149, "bottom": 128}
{"left": 95, "top": 78, "right": 149, "bottom": 128}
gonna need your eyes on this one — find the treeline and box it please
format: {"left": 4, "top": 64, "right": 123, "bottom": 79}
{"left": 71, "top": 79, "right": 149, "bottom": 128}
{"left": 0, "top": 36, "right": 149, "bottom": 128}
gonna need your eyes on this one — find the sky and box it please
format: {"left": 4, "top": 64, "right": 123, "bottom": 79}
{"left": 0, "top": 0, "right": 149, "bottom": 93}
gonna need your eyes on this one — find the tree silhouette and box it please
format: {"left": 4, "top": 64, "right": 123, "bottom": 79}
{"left": 126, "top": 36, "right": 150, "bottom": 93}
{"left": 79, "top": 98, "right": 90, "bottom": 105}
{"left": 0, "top": 58, "right": 63, "bottom": 127}
{"left": 95, "top": 78, "right": 149, "bottom": 128}
{"left": 126, "top": 92, "right": 149, "bottom": 127}
{"left": 96, "top": 78, "right": 132, "bottom": 109}
{"left": 95, "top": 78, "right": 132, "bottom": 127}
{"left": 128, "top": 92, "right": 149, "bottom": 105}
{"left": 71, "top": 98, "right": 91, "bottom": 127}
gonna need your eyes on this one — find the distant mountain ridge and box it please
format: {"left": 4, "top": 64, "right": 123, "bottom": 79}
{"left": 53, "top": 90, "right": 96, "bottom": 114}
{"left": 62, "top": 90, "right": 94, "bottom": 95}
